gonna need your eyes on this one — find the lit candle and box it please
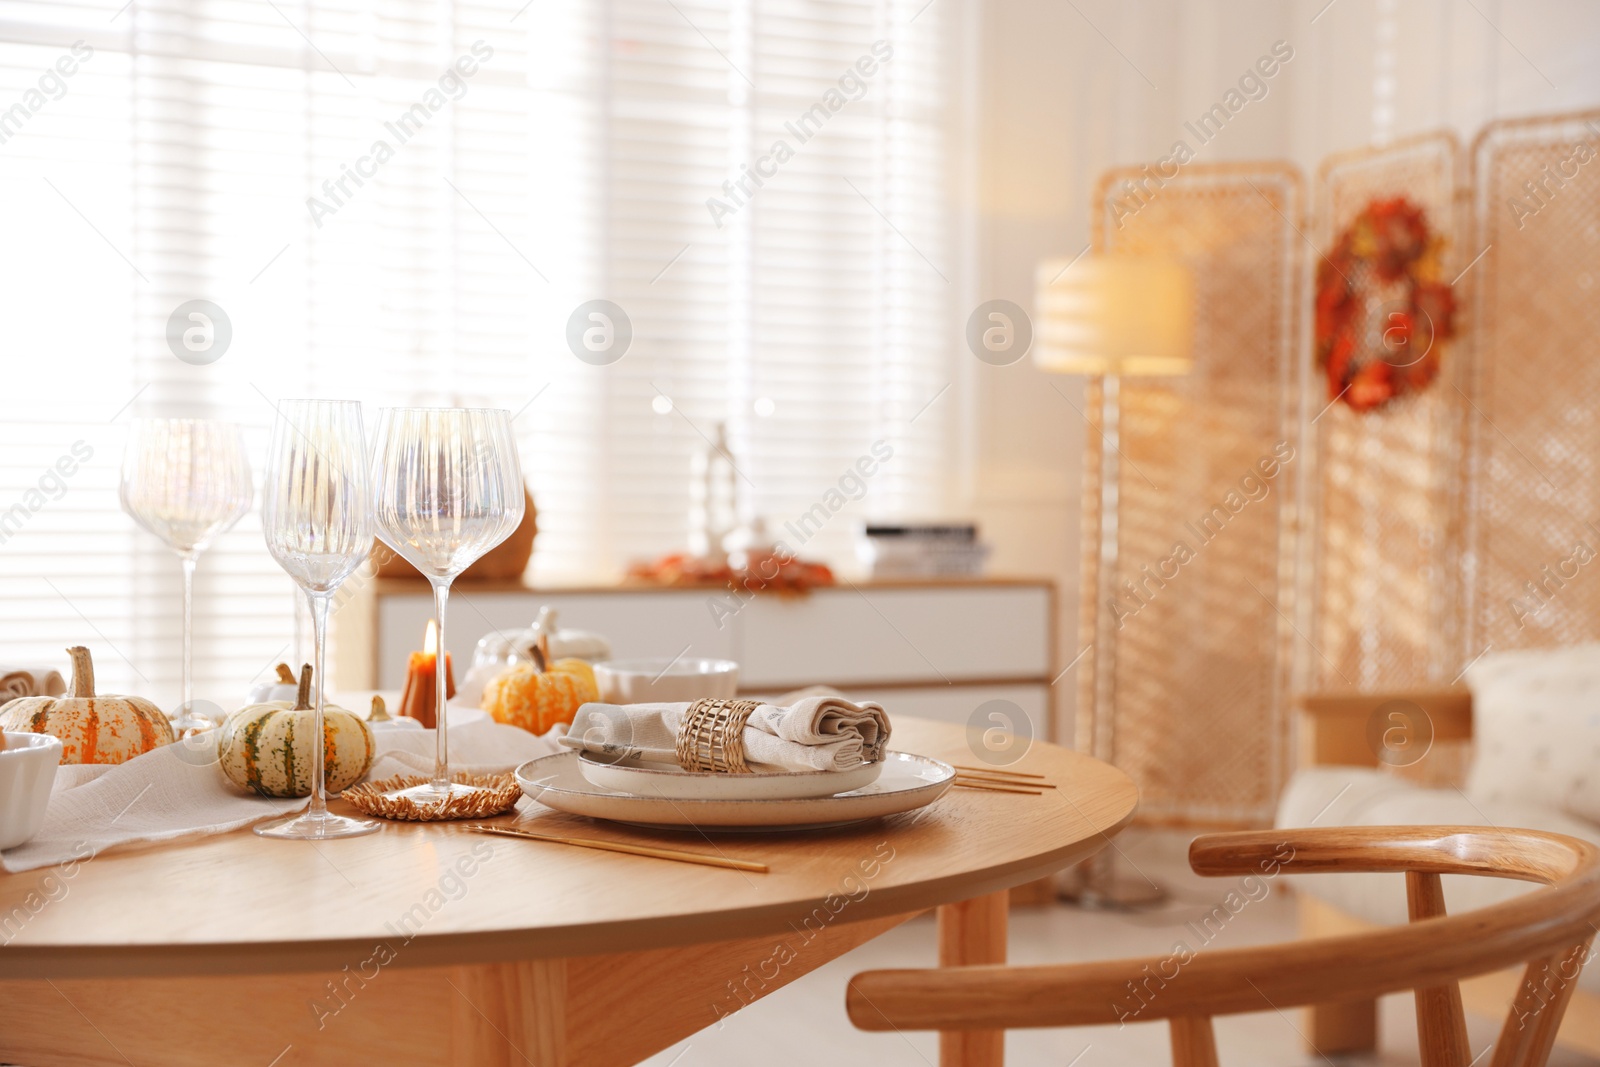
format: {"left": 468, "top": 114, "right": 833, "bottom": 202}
{"left": 399, "top": 619, "right": 455, "bottom": 729}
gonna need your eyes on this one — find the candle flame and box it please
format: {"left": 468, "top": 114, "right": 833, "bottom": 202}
{"left": 424, "top": 619, "right": 438, "bottom": 656}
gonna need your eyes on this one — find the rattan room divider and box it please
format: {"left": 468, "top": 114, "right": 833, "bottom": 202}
{"left": 1300, "top": 113, "right": 1600, "bottom": 689}
{"left": 1464, "top": 109, "right": 1600, "bottom": 658}
{"left": 1080, "top": 164, "right": 1305, "bottom": 827}
{"left": 1302, "top": 133, "right": 1471, "bottom": 692}
{"left": 1080, "top": 109, "right": 1600, "bottom": 827}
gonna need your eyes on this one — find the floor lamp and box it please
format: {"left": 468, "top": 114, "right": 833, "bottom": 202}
{"left": 1034, "top": 253, "right": 1195, "bottom": 909}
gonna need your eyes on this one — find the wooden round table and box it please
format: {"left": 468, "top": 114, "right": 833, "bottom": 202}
{"left": 0, "top": 718, "right": 1136, "bottom": 1067}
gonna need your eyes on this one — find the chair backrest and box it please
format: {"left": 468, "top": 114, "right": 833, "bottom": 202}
{"left": 848, "top": 826, "right": 1600, "bottom": 1067}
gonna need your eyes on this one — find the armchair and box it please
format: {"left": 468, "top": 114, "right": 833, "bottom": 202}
{"left": 1285, "top": 686, "right": 1600, "bottom": 1057}
{"left": 849, "top": 826, "right": 1600, "bottom": 1067}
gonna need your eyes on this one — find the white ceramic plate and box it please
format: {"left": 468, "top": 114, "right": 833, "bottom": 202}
{"left": 575, "top": 752, "right": 882, "bottom": 800}
{"left": 516, "top": 750, "right": 954, "bottom": 831}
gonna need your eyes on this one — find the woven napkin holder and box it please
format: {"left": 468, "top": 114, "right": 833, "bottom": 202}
{"left": 675, "top": 698, "right": 764, "bottom": 773}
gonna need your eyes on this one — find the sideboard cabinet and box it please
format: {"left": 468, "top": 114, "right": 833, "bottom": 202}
{"left": 336, "top": 577, "right": 1057, "bottom": 741}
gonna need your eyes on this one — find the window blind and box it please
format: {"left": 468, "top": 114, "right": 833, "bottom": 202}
{"left": 0, "top": 0, "right": 955, "bottom": 707}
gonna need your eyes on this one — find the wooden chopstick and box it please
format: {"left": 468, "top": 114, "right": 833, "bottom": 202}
{"left": 952, "top": 764, "right": 1047, "bottom": 780}
{"left": 953, "top": 778, "right": 1044, "bottom": 795}
{"left": 464, "top": 824, "right": 769, "bottom": 873}
{"left": 955, "top": 772, "right": 1057, "bottom": 789}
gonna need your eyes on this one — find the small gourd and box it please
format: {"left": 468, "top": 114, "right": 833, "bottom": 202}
{"left": 218, "top": 665, "right": 375, "bottom": 798}
{"left": 481, "top": 635, "right": 599, "bottom": 735}
{"left": 0, "top": 646, "right": 173, "bottom": 765}
{"left": 459, "top": 605, "right": 611, "bottom": 708}
{"left": 246, "top": 663, "right": 302, "bottom": 705}
{"left": 365, "top": 694, "right": 422, "bottom": 733}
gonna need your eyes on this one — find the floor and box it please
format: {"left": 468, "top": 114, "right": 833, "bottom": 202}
{"left": 642, "top": 830, "right": 1600, "bottom": 1067}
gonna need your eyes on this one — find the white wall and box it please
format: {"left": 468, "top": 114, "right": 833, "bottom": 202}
{"left": 960, "top": 0, "right": 1600, "bottom": 743}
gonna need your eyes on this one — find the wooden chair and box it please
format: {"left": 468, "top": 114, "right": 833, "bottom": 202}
{"left": 1295, "top": 687, "right": 1600, "bottom": 1056}
{"left": 848, "top": 826, "right": 1600, "bottom": 1067}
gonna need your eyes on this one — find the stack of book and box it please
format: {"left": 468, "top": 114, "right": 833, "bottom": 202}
{"left": 857, "top": 523, "right": 990, "bottom": 578}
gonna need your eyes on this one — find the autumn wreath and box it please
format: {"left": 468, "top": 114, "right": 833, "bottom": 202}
{"left": 1315, "top": 197, "right": 1458, "bottom": 413}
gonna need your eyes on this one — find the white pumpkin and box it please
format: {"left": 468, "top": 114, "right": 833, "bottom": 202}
{"left": 246, "top": 662, "right": 302, "bottom": 705}
{"left": 218, "top": 665, "right": 374, "bottom": 798}
{"left": 365, "top": 694, "right": 422, "bottom": 733}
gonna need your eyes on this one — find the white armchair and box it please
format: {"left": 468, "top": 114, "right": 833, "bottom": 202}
{"left": 1277, "top": 645, "right": 1600, "bottom": 1057}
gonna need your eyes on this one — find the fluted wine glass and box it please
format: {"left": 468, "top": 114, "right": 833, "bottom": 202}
{"left": 256, "top": 400, "right": 380, "bottom": 840}
{"left": 120, "top": 418, "right": 253, "bottom": 735}
{"left": 370, "top": 408, "right": 524, "bottom": 805}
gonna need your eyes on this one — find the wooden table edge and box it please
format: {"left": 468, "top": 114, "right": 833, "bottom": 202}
{"left": 0, "top": 801, "right": 1134, "bottom": 981}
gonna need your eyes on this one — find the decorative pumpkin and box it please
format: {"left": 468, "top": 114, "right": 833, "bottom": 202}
{"left": 247, "top": 662, "right": 301, "bottom": 705}
{"left": 459, "top": 605, "right": 612, "bottom": 707}
{"left": 508, "top": 606, "right": 611, "bottom": 662}
{"left": 366, "top": 694, "right": 423, "bottom": 733}
{"left": 0, "top": 646, "right": 173, "bottom": 765}
{"left": 218, "top": 665, "right": 375, "bottom": 798}
{"left": 481, "top": 636, "right": 598, "bottom": 735}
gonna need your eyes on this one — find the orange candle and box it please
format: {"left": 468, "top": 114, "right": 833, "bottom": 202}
{"left": 399, "top": 619, "right": 455, "bottom": 729}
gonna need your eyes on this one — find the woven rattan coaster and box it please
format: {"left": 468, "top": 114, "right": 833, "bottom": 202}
{"left": 341, "top": 772, "right": 521, "bottom": 822}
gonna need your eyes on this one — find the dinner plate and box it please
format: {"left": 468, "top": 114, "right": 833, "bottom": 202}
{"left": 515, "top": 750, "right": 955, "bottom": 831}
{"left": 575, "top": 752, "right": 882, "bottom": 801}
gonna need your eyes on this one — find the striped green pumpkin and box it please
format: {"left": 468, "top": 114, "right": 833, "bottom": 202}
{"left": 218, "top": 665, "right": 374, "bottom": 798}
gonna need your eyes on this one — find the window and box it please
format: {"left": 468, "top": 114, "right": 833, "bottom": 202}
{"left": 0, "top": 0, "right": 956, "bottom": 705}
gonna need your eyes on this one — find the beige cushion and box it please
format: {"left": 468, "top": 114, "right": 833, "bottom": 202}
{"left": 1276, "top": 767, "right": 1600, "bottom": 993}
{"left": 1463, "top": 643, "right": 1600, "bottom": 824}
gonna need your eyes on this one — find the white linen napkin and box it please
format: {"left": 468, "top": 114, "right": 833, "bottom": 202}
{"left": 559, "top": 695, "right": 890, "bottom": 773}
{"left": 0, "top": 714, "right": 558, "bottom": 874}
{"left": 0, "top": 667, "right": 65, "bottom": 699}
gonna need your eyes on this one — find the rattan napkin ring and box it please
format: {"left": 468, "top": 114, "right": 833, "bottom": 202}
{"left": 676, "top": 698, "right": 764, "bottom": 774}
{"left": 341, "top": 772, "right": 521, "bottom": 822}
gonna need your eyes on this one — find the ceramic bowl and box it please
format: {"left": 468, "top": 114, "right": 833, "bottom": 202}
{"left": 0, "top": 732, "right": 62, "bottom": 851}
{"left": 591, "top": 658, "right": 739, "bottom": 704}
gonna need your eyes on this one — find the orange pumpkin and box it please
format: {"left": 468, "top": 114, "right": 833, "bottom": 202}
{"left": 481, "top": 636, "right": 598, "bottom": 735}
{"left": 0, "top": 646, "right": 173, "bottom": 765}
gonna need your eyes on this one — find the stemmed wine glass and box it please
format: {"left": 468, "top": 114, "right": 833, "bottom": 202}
{"left": 256, "top": 400, "right": 381, "bottom": 840}
{"left": 370, "top": 408, "right": 524, "bottom": 805}
{"left": 120, "top": 419, "right": 253, "bottom": 735}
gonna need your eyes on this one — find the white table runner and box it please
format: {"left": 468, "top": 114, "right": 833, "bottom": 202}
{"left": 1, "top": 712, "right": 557, "bottom": 874}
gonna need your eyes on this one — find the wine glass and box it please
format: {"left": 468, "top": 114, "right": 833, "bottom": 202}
{"left": 370, "top": 407, "right": 525, "bottom": 805}
{"left": 256, "top": 400, "right": 380, "bottom": 840}
{"left": 120, "top": 419, "right": 253, "bottom": 735}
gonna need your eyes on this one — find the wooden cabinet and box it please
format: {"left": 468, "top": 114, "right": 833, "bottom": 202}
{"left": 338, "top": 577, "right": 1057, "bottom": 740}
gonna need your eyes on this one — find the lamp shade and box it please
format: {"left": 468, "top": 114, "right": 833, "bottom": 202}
{"left": 1033, "top": 254, "right": 1195, "bottom": 376}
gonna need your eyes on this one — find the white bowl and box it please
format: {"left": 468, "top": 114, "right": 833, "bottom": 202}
{"left": 591, "top": 658, "right": 739, "bottom": 704}
{"left": 0, "top": 732, "right": 62, "bottom": 851}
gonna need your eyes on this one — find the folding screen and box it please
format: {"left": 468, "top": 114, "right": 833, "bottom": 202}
{"left": 1303, "top": 134, "right": 1470, "bottom": 691}
{"left": 1079, "top": 164, "right": 1305, "bottom": 826}
{"left": 1465, "top": 109, "right": 1600, "bottom": 657}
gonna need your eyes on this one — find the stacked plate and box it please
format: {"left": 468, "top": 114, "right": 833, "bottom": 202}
{"left": 514, "top": 750, "right": 955, "bottom": 831}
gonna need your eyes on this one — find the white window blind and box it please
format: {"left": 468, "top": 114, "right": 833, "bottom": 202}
{"left": 0, "top": 0, "right": 955, "bottom": 706}
{"left": 539, "top": 0, "right": 954, "bottom": 577}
